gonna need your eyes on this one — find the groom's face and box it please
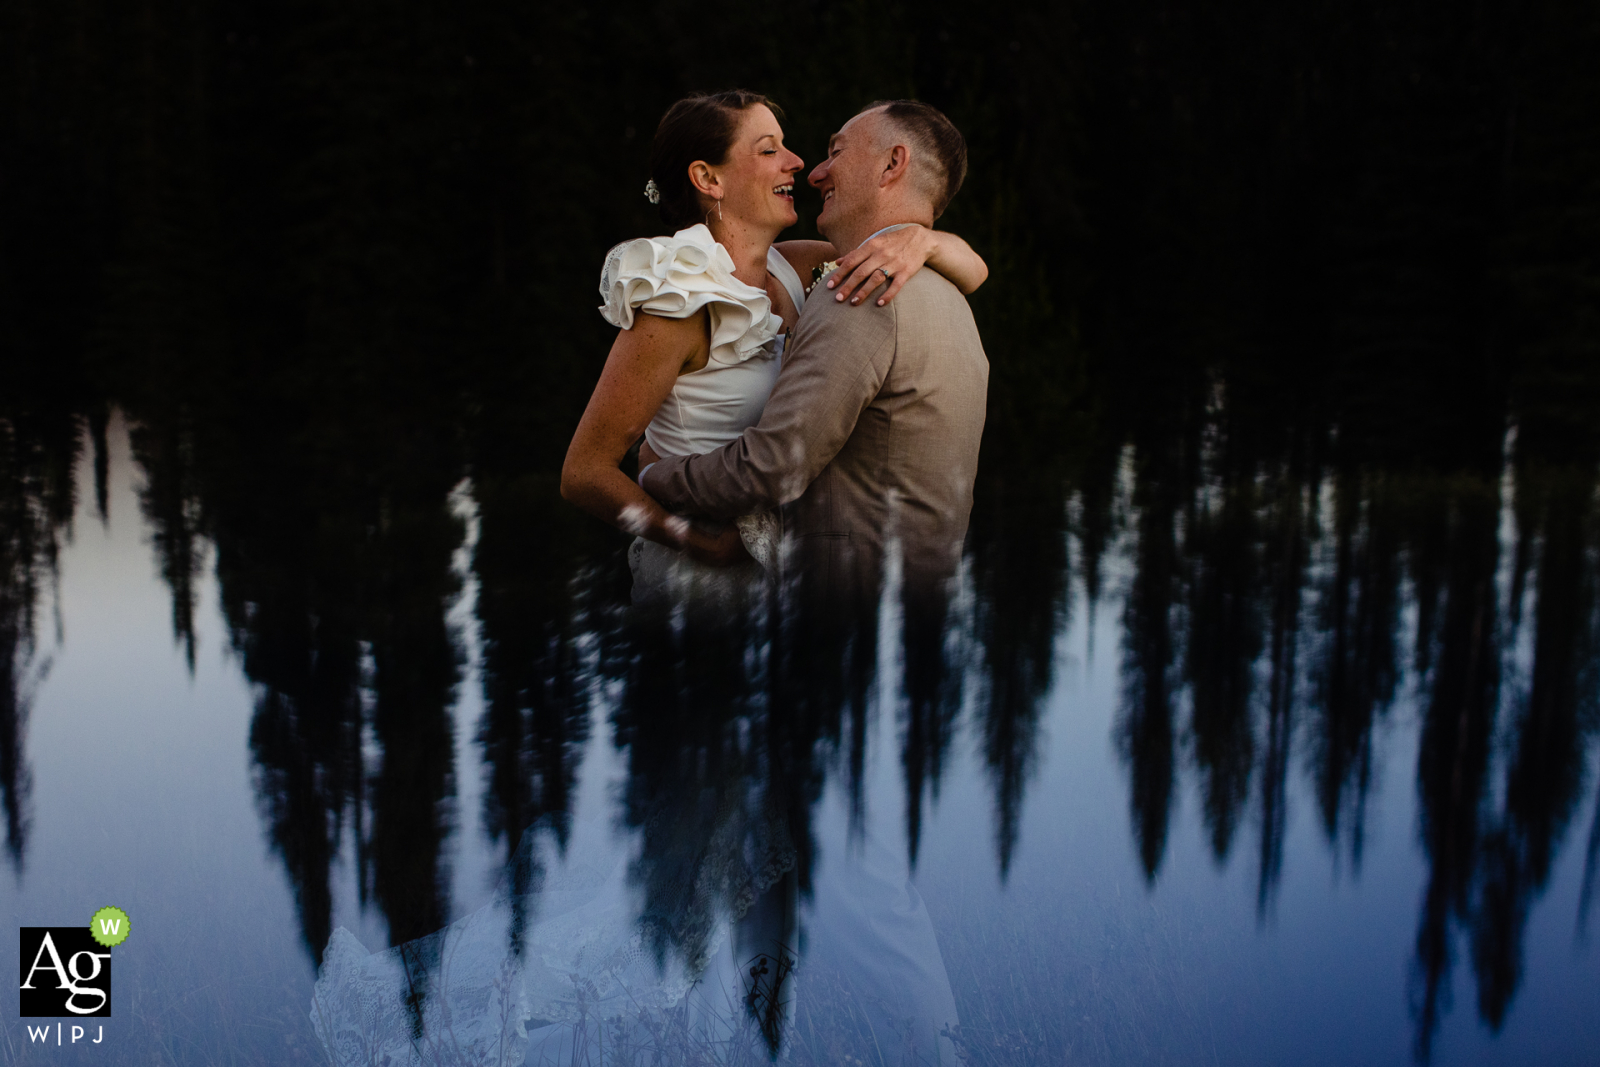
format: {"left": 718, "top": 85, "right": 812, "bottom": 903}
{"left": 809, "top": 109, "right": 886, "bottom": 243}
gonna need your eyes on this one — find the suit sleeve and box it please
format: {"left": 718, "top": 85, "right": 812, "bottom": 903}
{"left": 642, "top": 297, "right": 896, "bottom": 519}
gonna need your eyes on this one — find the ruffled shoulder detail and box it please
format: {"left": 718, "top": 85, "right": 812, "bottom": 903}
{"left": 599, "top": 224, "right": 782, "bottom": 365}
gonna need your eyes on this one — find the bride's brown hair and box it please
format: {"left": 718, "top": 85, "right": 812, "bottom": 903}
{"left": 650, "top": 90, "right": 782, "bottom": 230}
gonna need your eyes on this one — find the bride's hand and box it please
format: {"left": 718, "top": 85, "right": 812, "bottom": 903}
{"left": 825, "top": 224, "right": 935, "bottom": 308}
{"left": 685, "top": 522, "right": 752, "bottom": 568}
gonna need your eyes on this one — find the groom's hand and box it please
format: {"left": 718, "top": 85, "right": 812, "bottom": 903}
{"left": 685, "top": 523, "right": 752, "bottom": 568}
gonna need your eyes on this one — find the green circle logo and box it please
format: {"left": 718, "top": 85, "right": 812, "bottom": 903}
{"left": 90, "top": 906, "right": 131, "bottom": 948}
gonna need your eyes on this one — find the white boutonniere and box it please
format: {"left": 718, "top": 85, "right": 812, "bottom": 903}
{"left": 808, "top": 261, "right": 839, "bottom": 294}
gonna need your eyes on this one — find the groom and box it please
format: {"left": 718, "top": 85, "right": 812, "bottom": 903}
{"left": 642, "top": 100, "right": 989, "bottom": 601}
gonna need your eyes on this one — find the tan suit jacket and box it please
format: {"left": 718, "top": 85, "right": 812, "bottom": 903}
{"left": 642, "top": 267, "right": 989, "bottom": 598}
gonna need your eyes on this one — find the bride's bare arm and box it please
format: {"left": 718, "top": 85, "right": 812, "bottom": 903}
{"left": 828, "top": 227, "right": 987, "bottom": 304}
{"left": 776, "top": 227, "right": 988, "bottom": 307}
{"left": 772, "top": 240, "right": 836, "bottom": 280}
{"left": 561, "top": 313, "right": 740, "bottom": 562}
{"left": 918, "top": 230, "right": 989, "bottom": 293}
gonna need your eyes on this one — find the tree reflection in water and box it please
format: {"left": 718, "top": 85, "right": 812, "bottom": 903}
{"left": 471, "top": 473, "right": 604, "bottom": 952}
{"left": 1309, "top": 470, "right": 1402, "bottom": 872}
{"left": 967, "top": 464, "right": 1072, "bottom": 879}
{"left": 0, "top": 404, "right": 83, "bottom": 874}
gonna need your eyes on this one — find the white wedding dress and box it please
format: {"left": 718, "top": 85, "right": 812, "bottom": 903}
{"left": 310, "top": 824, "right": 796, "bottom": 1067}
{"left": 309, "top": 821, "right": 959, "bottom": 1067}
{"left": 598, "top": 224, "right": 804, "bottom": 605}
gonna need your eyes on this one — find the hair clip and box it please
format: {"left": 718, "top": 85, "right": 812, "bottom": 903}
{"left": 644, "top": 179, "right": 660, "bottom": 204}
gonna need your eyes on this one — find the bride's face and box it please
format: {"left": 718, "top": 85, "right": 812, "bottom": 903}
{"left": 697, "top": 105, "right": 803, "bottom": 234}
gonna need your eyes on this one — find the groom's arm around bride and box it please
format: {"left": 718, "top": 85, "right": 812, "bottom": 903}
{"left": 642, "top": 100, "right": 988, "bottom": 599}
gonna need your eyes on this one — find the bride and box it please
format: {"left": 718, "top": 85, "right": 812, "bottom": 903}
{"left": 560, "top": 90, "right": 987, "bottom": 603}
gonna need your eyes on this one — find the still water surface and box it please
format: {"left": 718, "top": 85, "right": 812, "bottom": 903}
{"left": 0, "top": 412, "right": 1594, "bottom": 1064}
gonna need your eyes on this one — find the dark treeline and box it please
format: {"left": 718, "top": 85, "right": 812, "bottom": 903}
{"left": 1074, "top": 1, "right": 1600, "bottom": 1059}
{"left": 3, "top": 0, "right": 1598, "bottom": 1060}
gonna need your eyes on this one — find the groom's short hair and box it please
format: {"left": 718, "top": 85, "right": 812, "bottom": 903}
{"left": 862, "top": 100, "right": 968, "bottom": 219}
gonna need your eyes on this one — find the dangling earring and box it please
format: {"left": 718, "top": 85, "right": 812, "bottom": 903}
{"left": 705, "top": 198, "right": 723, "bottom": 226}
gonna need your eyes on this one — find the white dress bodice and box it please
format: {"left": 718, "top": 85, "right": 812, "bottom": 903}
{"left": 598, "top": 224, "right": 807, "bottom": 459}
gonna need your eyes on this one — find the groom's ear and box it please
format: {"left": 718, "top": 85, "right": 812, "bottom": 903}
{"left": 879, "top": 143, "right": 912, "bottom": 188}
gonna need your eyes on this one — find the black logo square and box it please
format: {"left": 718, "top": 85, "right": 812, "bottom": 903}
{"left": 19, "top": 928, "right": 111, "bottom": 1018}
